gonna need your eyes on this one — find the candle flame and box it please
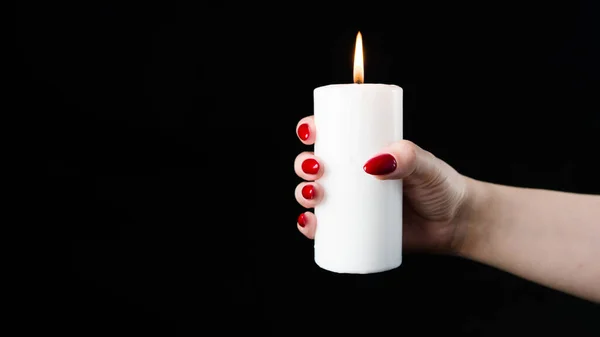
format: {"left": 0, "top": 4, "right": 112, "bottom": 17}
{"left": 353, "top": 31, "right": 364, "bottom": 84}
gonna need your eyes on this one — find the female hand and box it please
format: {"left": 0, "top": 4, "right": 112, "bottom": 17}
{"left": 294, "top": 115, "right": 475, "bottom": 254}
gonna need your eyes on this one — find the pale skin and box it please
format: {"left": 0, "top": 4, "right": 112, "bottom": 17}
{"left": 295, "top": 115, "right": 600, "bottom": 304}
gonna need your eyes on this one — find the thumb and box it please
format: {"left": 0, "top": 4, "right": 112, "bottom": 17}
{"left": 362, "top": 140, "right": 440, "bottom": 184}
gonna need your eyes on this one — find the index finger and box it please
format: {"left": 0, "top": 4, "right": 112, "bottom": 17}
{"left": 296, "top": 116, "right": 315, "bottom": 145}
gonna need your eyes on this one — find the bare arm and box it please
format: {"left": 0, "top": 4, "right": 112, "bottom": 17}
{"left": 459, "top": 178, "right": 600, "bottom": 303}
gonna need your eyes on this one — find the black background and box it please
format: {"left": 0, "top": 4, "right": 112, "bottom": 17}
{"left": 16, "top": 1, "right": 600, "bottom": 335}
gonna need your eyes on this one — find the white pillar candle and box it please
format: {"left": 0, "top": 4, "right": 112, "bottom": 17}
{"left": 312, "top": 32, "right": 403, "bottom": 274}
{"left": 313, "top": 84, "right": 403, "bottom": 274}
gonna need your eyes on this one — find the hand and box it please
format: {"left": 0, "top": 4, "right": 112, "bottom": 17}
{"left": 294, "top": 115, "right": 474, "bottom": 254}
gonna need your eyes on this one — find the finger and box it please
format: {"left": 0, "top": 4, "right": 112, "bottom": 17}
{"left": 296, "top": 116, "right": 316, "bottom": 145}
{"left": 362, "top": 139, "right": 440, "bottom": 183}
{"left": 294, "top": 151, "right": 324, "bottom": 180}
{"left": 297, "top": 211, "right": 317, "bottom": 239}
{"left": 294, "top": 181, "right": 324, "bottom": 208}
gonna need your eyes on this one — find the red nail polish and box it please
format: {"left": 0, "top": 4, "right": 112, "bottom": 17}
{"left": 297, "top": 123, "right": 310, "bottom": 141}
{"left": 301, "top": 184, "right": 315, "bottom": 199}
{"left": 301, "top": 158, "right": 320, "bottom": 175}
{"left": 297, "top": 213, "right": 306, "bottom": 227}
{"left": 363, "top": 154, "right": 397, "bottom": 175}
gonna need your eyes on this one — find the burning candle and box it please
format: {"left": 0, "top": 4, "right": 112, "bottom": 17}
{"left": 313, "top": 32, "right": 403, "bottom": 274}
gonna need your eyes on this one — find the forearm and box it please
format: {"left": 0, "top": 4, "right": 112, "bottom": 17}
{"left": 459, "top": 178, "right": 600, "bottom": 303}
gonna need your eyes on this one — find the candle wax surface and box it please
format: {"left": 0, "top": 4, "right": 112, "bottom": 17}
{"left": 313, "top": 83, "right": 403, "bottom": 274}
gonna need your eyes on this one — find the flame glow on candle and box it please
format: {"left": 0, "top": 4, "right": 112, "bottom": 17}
{"left": 353, "top": 31, "right": 364, "bottom": 84}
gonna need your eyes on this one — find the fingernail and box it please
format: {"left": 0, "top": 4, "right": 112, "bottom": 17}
{"left": 363, "top": 154, "right": 397, "bottom": 175}
{"left": 302, "top": 184, "right": 315, "bottom": 199}
{"left": 301, "top": 158, "right": 320, "bottom": 175}
{"left": 297, "top": 213, "right": 306, "bottom": 227}
{"left": 297, "top": 123, "right": 310, "bottom": 141}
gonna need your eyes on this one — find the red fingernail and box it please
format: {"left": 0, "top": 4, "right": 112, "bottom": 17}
{"left": 302, "top": 184, "right": 315, "bottom": 199}
{"left": 363, "top": 154, "right": 397, "bottom": 175}
{"left": 301, "top": 158, "right": 320, "bottom": 175}
{"left": 297, "top": 213, "right": 306, "bottom": 227}
{"left": 297, "top": 123, "right": 310, "bottom": 141}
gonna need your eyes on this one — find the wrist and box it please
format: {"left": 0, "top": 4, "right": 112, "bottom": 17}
{"left": 450, "top": 176, "right": 495, "bottom": 257}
